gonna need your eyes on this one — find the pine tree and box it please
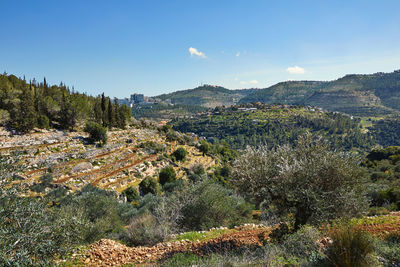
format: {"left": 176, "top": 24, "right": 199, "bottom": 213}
{"left": 15, "top": 85, "right": 36, "bottom": 133}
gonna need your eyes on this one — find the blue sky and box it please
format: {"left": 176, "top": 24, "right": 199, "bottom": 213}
{"left": 1, "top": 0, "right": 399, "bottom": 97}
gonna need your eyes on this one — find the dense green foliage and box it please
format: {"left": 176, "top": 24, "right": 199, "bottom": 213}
{"left": 363, "top": 146, "right": 400, "bottom": 211}
{"left": 172, "top": 147, "right": 187, "bottom": 161}
{"left": 121, "top": 186, "right": 140, "bottom": 203}
{"left": 0, "top": 74, "right": 131, "bottom": 132}
{"left": 139, "top": 176, "right": 161, "bottom": 196}
{"left": 84, "top": 121, "right": 107, "bottom": 144}
{"left": 158, "top": 166, "right": 177, "bottom": 186}
{"left": 369, "top": 115, "right": 400, "bottom": 147}
{"left": 171, "top": 104, "right": 373, "bottom": 151}
{"left": 132, "top": 102, "right": 207, "bottom": 120}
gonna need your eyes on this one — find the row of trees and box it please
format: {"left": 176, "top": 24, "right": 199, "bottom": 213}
{"left": 0, "top": 74, "right": 131, "bottom": 133}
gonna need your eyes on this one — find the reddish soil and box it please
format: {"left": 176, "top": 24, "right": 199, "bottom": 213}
{"left": 82, "top": 226, "right": 270, "bottom": 266}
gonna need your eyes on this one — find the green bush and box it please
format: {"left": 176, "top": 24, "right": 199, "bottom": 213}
{"left": 172, "top": 147, "right": 188, "bottom": 161}
{"left": 376, "top": 233, "right": 400, "bottom": 266}
{"left": 84, "top": 121, "right": 107, "bottom": 144}
{"left": 325, "top": 226, "right": 376, "bottom": 267}
{"left": 139, "top": 176, "right": 161, "bottom": 196}
{"left": 125, "top": 213, "right": 163, "bottom": 246}
{"left": 122, "top": 186, "right": 140, "bottom": 203}
{"left": 159, "top": 166, "right": 177, "bottom": 186}
{"left": 198, "top": 140, "right": 210, "bottom": 156}
{"left": 59, "top": 185, "right": 130, "bottom": 243}
{"left": 282, "top": 225, "right": 322, "bottom": 259}
{"left": 179, "top": 179, "right": 252, "bottom": 231}
{"left": 0, "top": 188, "right": 89, "bottom": 266}
{"left": 188, "top": 163, "right": 206, "bottom": 182}
{"left": 37, "top": 115, "right": 50, "bottom": 129}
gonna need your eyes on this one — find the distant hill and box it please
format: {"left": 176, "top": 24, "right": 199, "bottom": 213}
{"left": 240, "top": 70, "right": 400, "bottom": 116}
{"left": 156, "top": 85, "right": 257, "bottom": 108}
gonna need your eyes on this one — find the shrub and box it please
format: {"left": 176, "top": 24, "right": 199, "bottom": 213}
{"left": 376, "top": 233, "right": 400, "bottom": 266}
{"left": 125, "top": 213, "right": 164, "bottom": 246}
{"left": 325, "top": 226, "right": 375, "bottom": 267}
{"left": 84, "top": 121, "right": 107, "bottom": 144}
{"left": 198, "top": 140, "right": 210, "bottom": 156}
{"left": 139, "top": 176, "right": 161, "bottom": 196}
{"left": 159, "top": 166, "right": 177, "bottom": 186}
{"left": 188, "top": 163, "right": 206, "bottom": 182}
{"left": 0, "top": 188, "right": 89, "bottom": 266}
{"left": 179, "top": 178, "right": 252, "bottom": 231}
{"left": 282, "top": 225, "right": 322, "bottom": 259}
{"left": 122, "top": 186, "right": 140, "bottom": 203}
{"left": 37, "top": 115, "right": 50, "bottom": 129}
{"left": 172, "top": 147, "right": 187, "bottom": 161}
{"left": 59, "top": 185, "right": 129, "bottom": 243}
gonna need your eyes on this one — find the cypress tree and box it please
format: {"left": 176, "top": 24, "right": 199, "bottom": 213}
{"left": 107, "top": 98, "right": 114, "bottom": 128}
{"left": 101, "top": 93, "right": 107, "bottom": 127}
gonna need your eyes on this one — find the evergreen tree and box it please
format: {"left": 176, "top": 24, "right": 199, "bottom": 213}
{"left": 107, "top": 98, "right": 114, "bottom": 128}
{"left": 101, "top": 93, "right": 107, "bottom": 127}
{"left": 59, "top": 93, "right": 77, "bottom": 130}
{"left": 15, "top": 85, "right": 36, "bottom": 133}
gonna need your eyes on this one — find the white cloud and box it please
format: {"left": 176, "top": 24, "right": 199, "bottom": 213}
{"left": 240, "top": 81, "right": 247, "bottom": 84}
{"left": 236, "top": 52, "right": 240, "bottom": 57}
{"left": 286, "top": 66, "right": 306, "bottom": 74}
{"left": 249, "top": 80, "right": 258, "bottom": 84}
{"left": 234, "top": 77, "right": 239, "bottom": 81}
{"left": 189, "top": 47, "right": 206, "bottom": 58}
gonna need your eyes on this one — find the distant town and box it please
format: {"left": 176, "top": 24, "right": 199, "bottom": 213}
{"left": 117, "top": 93, "right": 159, "bottom": 107}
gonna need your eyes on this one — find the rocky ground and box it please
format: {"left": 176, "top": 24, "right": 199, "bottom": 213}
{"left": 79, "top": 225, "right": 271, "bottom": 266}
{"left": 1, "top": 126, "right": 215, "bottom": 193}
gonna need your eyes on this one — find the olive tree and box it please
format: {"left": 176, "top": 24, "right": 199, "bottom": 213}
{"left": 231, "top": 134, "right": 368, "bottom": 229}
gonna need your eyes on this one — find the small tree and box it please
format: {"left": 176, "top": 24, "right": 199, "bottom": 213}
{"left": 84, "top": 121, "right": 107, "bottom": 144}
{"left": 231, "top": 134, "right": 368, "bottom": 229}
{"left": 159, "top": 166, "right": 177, "bottom": 186}
{"left": 172, "top": 147, "right": 187, "bottom": 162}
{"left": 199, "top": 140, "right": 210, "bottom": 156}
{"left": 139, "top": 177, "right": 161, "bottom": 196}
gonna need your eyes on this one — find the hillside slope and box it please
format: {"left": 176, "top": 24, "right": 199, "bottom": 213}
{"left": 157, "top": 85, "right": 257, "bottom": 108}
{"left": 240, "top": 70, "right": 400, "bottom": 116}
{"left": 170, "top": 104, "right": 374, "bottom": 151}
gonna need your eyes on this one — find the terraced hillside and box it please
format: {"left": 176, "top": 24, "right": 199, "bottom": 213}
{"left": 240, "top": 70, "right": 400, "bottom": 116}
{"left": 0, "top": 126, "right": 215, "bottom": 193}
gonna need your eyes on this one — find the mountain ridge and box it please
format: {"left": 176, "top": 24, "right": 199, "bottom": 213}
{"left": 154, "top": 70, "right": 400, "bottom": 116}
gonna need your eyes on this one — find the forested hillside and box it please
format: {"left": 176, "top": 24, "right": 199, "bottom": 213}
{"left": 170, "top": 104, "right": 374, "bottom": 151}
{"left": 0, "top": 74, "right": 131, "bottom": 133}
{"left": 132, "top": 102, "right": 208, "bottom": 121}
{"left": 240, "top": 70, "right": 400, "bottom": 116}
